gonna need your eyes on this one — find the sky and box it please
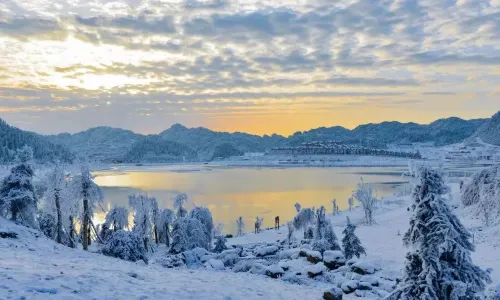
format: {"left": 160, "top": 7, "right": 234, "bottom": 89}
{"left": 0, "top": 0, "right": 499, "bottom": 136}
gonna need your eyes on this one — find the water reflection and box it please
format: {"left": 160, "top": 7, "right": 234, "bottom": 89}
{"left": 93, "top": 165, "right": 406, "bottom": 234}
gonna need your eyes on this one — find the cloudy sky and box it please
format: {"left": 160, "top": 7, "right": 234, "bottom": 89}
{"left": 1, "top": 0, "right": 499, "bottom": 136}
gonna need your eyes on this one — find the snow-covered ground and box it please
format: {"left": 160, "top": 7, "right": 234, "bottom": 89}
{"left": 1, "top": 178, "right": 499, "bottom": 299}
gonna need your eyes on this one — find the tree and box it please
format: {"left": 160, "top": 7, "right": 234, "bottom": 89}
{"left": 312, "top": 206, "right": 340, "bottom": 254}
{"left": 342, "top": 216, "right": 366, "bottom": 259}
{"left": 170, "top": 217, "right": 209, "bottom": 254}
{"left": 292, "top": 207, "right": 315, "bottom": 234}
{"left": 462, "top": 166, "right": 499, "bottom": 206}
{"left": 105, "top": 206, "right": 129, "bottom": 231}
{"left": 189, "top": 206, "right": 213, "bottom": 249}
{"left": 129, "top": 194, "right": 157, "bottom": 251}
{"left": 68, "top": 165, "right": 103, "bottom": 250}
{"left": 294, "top": 202, "right": 301, "bottom": 212}
{"left": 173, "top": 193, "right": 188, "bottom": 218}
{"left": 38, "top": 212, "right": 57, "bottom": 239}
{"left": 42, "top": 164, "right": 67, "bottom": 243}
{"left": 100, "top": 230, "right": 148, "bottom": 264}
{"left": 0, "top": 146, "right": 38, "bottom": 228}
{"left": 353, "top": 178, "right": 377, "bottom": 225}
{"left": 213, "top": 235, "right": 228, "bottom": 253}
{"left": 157, "top": 208, "right": 175, "bottom": 247}
{"left": 348, "top": 196, "right": 354, "bottom": 211}
{"left": 255, "top": 216, "right": 264, "bottom": 233}
{"left": 236, "top": 216, "right": 245, "bottom": 236}
{"left": 387, "top": 167, "right": 491, "bottom": 300}
{"left": 332, "top": 198, "right": 337, "bottom": 215}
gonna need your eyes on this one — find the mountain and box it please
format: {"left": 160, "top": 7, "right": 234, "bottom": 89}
{"left": 0, "top": 118, "right": 74, "bottom": 163}
{"left": 159, "top": 124, "right": 285, "bottom": 160}
{"left": 468, "top": 112, "right": 500, "bottom": 146}
{"left": 47, "top": 127, "right": 142, "bottom": 161}
{"left": 122, "top": 135, "right": 197, "bottom": 163}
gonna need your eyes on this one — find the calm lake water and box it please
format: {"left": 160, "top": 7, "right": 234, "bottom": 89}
{"left": 93, "top": 164, "right": 409, "bottom": 234}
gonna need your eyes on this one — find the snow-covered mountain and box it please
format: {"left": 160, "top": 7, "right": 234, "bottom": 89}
{"left": 469, "top": 112, "right": 500, "bottom": 146}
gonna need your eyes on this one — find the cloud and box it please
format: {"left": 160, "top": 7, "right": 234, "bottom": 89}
{"left": 74, "top": 15, "right": 176, "bottom": 34}
{"left": 0, "top": 17, "right": 67, "bottom": 40}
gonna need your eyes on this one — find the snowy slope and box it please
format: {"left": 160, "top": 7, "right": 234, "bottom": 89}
{"left": 0, "top": 218, "right": 323, "bottom": 300}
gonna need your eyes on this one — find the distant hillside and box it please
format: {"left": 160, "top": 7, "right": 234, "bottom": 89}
{"left": 47, "top": 127, "right": 142, "bottom": 161}
{"left": 122, "top": 135, "right": 198, "bottom": 163}
{"left": 0, "top": 119, "right": 74, "bottom": 163}
{"left": 468, "top": 112, "right": 500, "bottom": 146}
{"left": 159, "top": 124, "right": 285, "bottom": 160}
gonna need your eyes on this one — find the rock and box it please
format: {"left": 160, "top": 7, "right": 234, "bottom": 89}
{"left": 323, "top": 251, "right": 346, "bottom": 270}
{"left": 346, "top": 259, "right": 357, "bottom": 266}
{"left": 306, "top": 263, "right": 326, "bottom": 278}
{"left": 354, "top": 290, "right": 376, "bottom": 298}
{"left": 249, "top": 263, "right": 267, "bottom": 275}
{"left": 205, "top": 259, "right": 225, "bottom": 271}
{"left": 375, "top": 289, "right": 389, "bottom": 298}
{"left": 233, "top": 260, "right": 253, "bottom": 273}
{"left": 351, "top": 262, "right": 375, "bottom": 275}
{"left": 306, "top": 250, "right": 322, "bottom": 264}
{"left": 359, "top": 282, "right": 372, "bottom": 290}
{"left": 0, "top": 231, "right": 18, "bottom": 239}
{"left": 265, "top": 265, "right": 285, "bottom": 279}
{"left": 350, "top": 273, "right": 362, "bottom": 281}
{"left": 359, "top": 275, "right": 379, "bottom": 286}
{"left": 200, "top": 254, "right": 214, "bottom": 263}
{"left": 191, "top": 247, "right": 209, "bottom": 258}
{"left": 341, "top": 280, "right": 359, "bottom": 294}
{"left": 323, "top": 287, "right": 343, "bottom": 300}
{"left": 278, "top": 260, "right": 290, "bottom": 271}
{"left": 254, "top": 245, "right": 279, "bottom": 257}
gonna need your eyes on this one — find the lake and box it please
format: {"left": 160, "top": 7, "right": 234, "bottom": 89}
{"left": 93, "top": 164, "right": 409, "bottom": 234}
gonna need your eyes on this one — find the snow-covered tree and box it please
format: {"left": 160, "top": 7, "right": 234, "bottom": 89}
{"left": 236, "top": 216, "right": 245, "bottom": 236}
{"left": 286, "top": 222, "right": 294, "bottom": 245}
{"left": 170, "top": 217, "right": 209, "bottom": 254}
{"left": 0, "top": 146, "right": 37, "bottom": 228}
{"left": 342, "top": 216, "right": 366, "bottom": 259}
{"left": 353, "top": 178, "right": 377, "bottom": 225}
{"left": 173, "top": 193, "right": 188, "bottom": 218}
{"left": 292, "top": 207, "right": 315, "bottom": 233}
{"left": 478, "top": 183, "right": 500, "bottom": 227}
{"left": 312, "top": 206, "right": 340, "bottom": 254}
{"left": 462, "top": 166, "right": 499, "bottom": 206}
{"left": 255, "top": 216, "right": 264, "bottom": 233}
{"left": 67, "top": 165, "right": 104, "bottom": 250}
{"left": 105, "top": 206, "right": 129, "bottom": 231}
{"left": 129, "top": 194, "right": 157, "bottom": 251}
{"left": 41, "top": 164, "right": 67, "bottom": 243}
{"left": 348, "top": 196, "right": 354, "bottom": 211}
{"left": 213, "top": 222, "right": 224, "bottom": 238}
{"left": 213, "top": 235, "right": 227, "bottom": 253}
{"left": 38, "top": 212, "right": 57, "bottom": 239}
{"left": 387, "top": 166, "right": 491, "bottom": 300}
{"left": 157, "top": 208, "right": 175, "bottom": 247}
{"left": 100, "top": 230, "right": 148, "bottom": 264}
{"left": 294, "top": 202, "right": 301, "bottom": 212}
{"left": 189, "top": 206, "right": 213, "bottom": 249}
{"left": 332, "top": 199, "right": 337, "bottom": 215}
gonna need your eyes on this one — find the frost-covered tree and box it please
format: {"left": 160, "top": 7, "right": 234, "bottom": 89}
{"left": 173, "top": 193, "right": 188, "bottom": 218}
{"left": 342, "top": 216, "right": 366, "bottom": 259}
{"left": 236, "top": 216, "right": 245, "bottom": 236}
{"left": 348, "top": 196, "right": 354, "bottom": 211}
{"left": 67, "top": 165, "right": 104, "bottom": 250}
{"left": 312, "top": 206, "right": 340, "bottom": 254}
{"left": 157, "top": 208, "right": 175, "bottom": 247}
{"left": 38, "top": 212, "right": 57, "bottom": 239}
{"left": 286, "top": 222, "right": 294, "bottom": 245}
{"left": 213, "top": 222, "right": 224, "bottom": 238}
{"left": 292, "top": 207, "right": 315, "bottom": 234}
{"left": 213, "top": 235, "right": 227, "bottom": 253}
{"left": 41, "top": 164, "right": 67, "bottom": 243}
{"left": 170, "top": 217, "right": 209, "bottom": 254}
{"left": 353, "top": 178, "right": 377, "bottom": 225}
{"left": 129, "top": 194, "right": 157, "bottom": 250}
{"left": 294, "top": 202, "right": 301, "bottom": 212}
{"left": 189, "top": 206, "right": 213, "bottom": 249}
{"left": 0, "top": 146, "right": 37, "bottom": 228}
{"left": 100, "top": 230, "right": 148, "bottom": 264}
{"left": 332, "top": 198, "right": 337, "bottom": 215}
{"left": 255, "top": 216, "right": 264, "bottom": 233}
{"left": 478, "top": 183, "right": 500, "bottom": 227}
{"left": 387, "top": 167, "right": 491, "bottom": 300}
{"left": 462, "top": 166, "right": 499, "bottom": 206}
{"left": 105, "top": 206, "right": 129, "bottom": 231}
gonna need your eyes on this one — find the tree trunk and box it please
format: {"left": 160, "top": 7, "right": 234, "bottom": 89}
{"left": 82, "top": 197, "right": 89, "bottom": 251}
{"left": 69, "top": 216, "right": 75, "bottom": 248}
{"left": 154, "top": 226, "right": 159, "bottom": 244}
{"left": 88, "top": 227, "right": 92, "bottom": 246}
{"left": 55, "top": 190, "right": 63, "bottom": 244}
{"left": 165, "top": 223, "right": 170, "bottom": 247}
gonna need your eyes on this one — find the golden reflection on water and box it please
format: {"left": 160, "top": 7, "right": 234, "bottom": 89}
{"left": 93, "top": 166, "right": 405, "bottom": 234}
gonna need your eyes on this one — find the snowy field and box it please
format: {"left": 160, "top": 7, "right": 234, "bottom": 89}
{"left": 2, "top": 179, "right": 499, "bottom": 299}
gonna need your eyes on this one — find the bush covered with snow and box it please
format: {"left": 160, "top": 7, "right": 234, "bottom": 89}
{"left": 462, "top": 166, "right": 499, "bottom": 206}
{"left": 100, "top": 230, "right": 148, "bottom": 263}
{"left": 170, "top": 217, "right": 210, "bottom": 254}
{"left": 254, "top": 245, "right": 279, "bottom": 257}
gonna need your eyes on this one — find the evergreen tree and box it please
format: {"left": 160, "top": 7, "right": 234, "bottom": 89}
{"left": 213, "top": 235, "right": 228, "bottom": 253}
{"left": 0, "top": 146, "right": 38, "bottom": 227}
{"left": 170, "top": 217, "right": 209, "bottom": 254}
{"left": 342, "top": 216, "right": 366, "bottom": 259}
{"left": 387, "top": 167, "right": 491, "bottom": 300}
{"left": 129, "top": 194, "right": 156, "bottom": 251}
{"left": 173, "top": 193, "right": 188, "bottom": 218}
{"left": 312, "top": 206, "right": 340, "bottom": 254}
{"left": 189, "top": 206, "right": 213, "bottom": 249}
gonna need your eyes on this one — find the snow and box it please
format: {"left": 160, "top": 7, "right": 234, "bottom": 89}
{"left": 0, "top": 217, "right": 324, "bottom": 300}
{"left": 204, "top": 259, "right": 225, "bottom": 271}
{"left": 253, "top": 245, "right": 279, "bottom": 257}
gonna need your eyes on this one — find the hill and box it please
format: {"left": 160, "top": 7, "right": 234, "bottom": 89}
{"left": 122, "top": 135, "right": 198, "bottom": 163}
{"left": 469, "top": 112, "right": 500, "bottom": 146}
{"left": 0, "top": 118, "right": 74, "bottom": 163}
